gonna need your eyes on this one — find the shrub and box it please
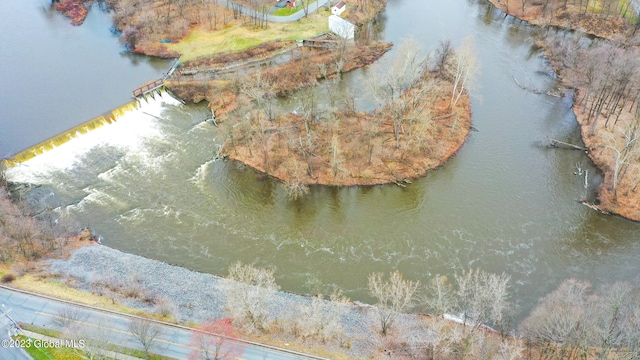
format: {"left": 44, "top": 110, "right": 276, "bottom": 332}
{"left": 154, "top": 297, "right": 178, "bottom": 318}
{"left": 225, "top": 261, "right": 280, "bottom": 332}
{"left": 1, "top": 273, "right": 16, "bottom": 283}
{"left": 120, "top": 25, "right": 140, "bottom": 49}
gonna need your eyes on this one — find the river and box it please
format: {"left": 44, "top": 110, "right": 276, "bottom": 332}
{"left": 3, "top": 0, "right": 640, "bottom": 319}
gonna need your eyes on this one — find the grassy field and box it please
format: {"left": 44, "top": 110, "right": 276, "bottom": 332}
{"left": 20, "top": 325, "right": 175, "bottom": 360}
{"left": 272, "top": 6, "right": 303, "bottom": 16}
{"left": 168, "top": 9, "right": 330, "bottom": 61}
{"left": 13, "top": 335, "right": 84, "bottom": 360}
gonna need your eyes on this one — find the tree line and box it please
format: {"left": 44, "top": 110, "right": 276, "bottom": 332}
{"left": 221, "top": 38, "right": 474, "bottom": 196}
{"left": 504, "top": 0, "right": 640, "bottom": 22}
{"left": 207, "top": 262, "right": 640, "bottom": 359}
{"left": 105, "top": 0, "right": 236, "bottom": 51}
{"left": 25, "top": 254, "right": 640, "bottom": 359}
{"left": 540, "top": 31, "right": 640, "bottom": 203}
{"left": 0, "top": 173, "right": 77, "bottom": 265}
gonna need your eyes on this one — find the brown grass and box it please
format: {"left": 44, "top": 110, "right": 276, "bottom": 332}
{"left": 343, "top": 0, "right": 388, "bottom": 26}
{"left": 167, "top": 41, "right": 392, "bottom": 115}
{"left": 1, "top": 273, "right": 16, "bottom": 283}
{"left": 180, "top": 41, "right": 295, "bottom": 69}
{"left": 573, "top": 99, "right": 640, "bottom": 221}
{"left": 487, "top": 0, "right": 636, "bottom": 40}
{"left": 258, "top": 42, "right": 393, "bottom": 96}
{"left": 55, "top": 0, "right": 90, "bottom": 26}
{"left": 224, "top": 77, "right": 471, "bottom": 187}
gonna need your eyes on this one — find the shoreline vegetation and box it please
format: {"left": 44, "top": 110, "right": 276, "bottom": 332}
{"left": 488, "top": 0, "right": 640, "bottom": 221}
{"left": 54, "top": 0, "right": 92, "bottom": 25}
{"left": 0, "top": 181, "right": 516, "bottom": 359}
{"left": 218, "top": 38, "right": 472, "bottom": 190}
{"left": 3, "top": 0, "right": 631, "bottom": 357}
{"left": 487, "top": 0, "right": 640, "bottom": 41}
{"left": 3, "top": 182, "right": 640, "bottom": 358}
{"left": 54, "top": 0, "right": 472, "bottom": 191}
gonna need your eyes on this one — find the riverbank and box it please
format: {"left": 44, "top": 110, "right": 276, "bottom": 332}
{"left": 55, "top": 0, "right": 90, "bottom": 25}
{"left": 5, "top": 243, "right": 519, "bottom": 359}
{"left": 0, "top": 181, "right": 512, "bottom": 357}
{"left": 573, "top": 96, "right": 640, "bottom": 221}
{"left": 43, "top": 244, "right": 372, "bottom": 358}
{"left": 488, "top": 0, "right": 640, "bottom": 222}
{"left": 486, "top": 0, "right": 638, "bottom": 41}
{"left": 224, "top": 78, "right": 471, "bottom": 187}
{"left": 75, "top": 0, "right": 473, "bottom": 189}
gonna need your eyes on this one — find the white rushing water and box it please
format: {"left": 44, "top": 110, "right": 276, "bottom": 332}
{"left": 6, "top": 92, "right": 181, "bottom": 185}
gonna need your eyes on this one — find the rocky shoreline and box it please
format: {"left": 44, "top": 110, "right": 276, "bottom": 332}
{"left": 45, "top": 243, "right": 427, "bottom": 358}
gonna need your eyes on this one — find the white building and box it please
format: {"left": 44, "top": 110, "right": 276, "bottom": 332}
{"left": 328, "top": 15, "right": 354, "bottom": 39}
{"left": 331, "top": 1, "right": 346, "bottom": 16}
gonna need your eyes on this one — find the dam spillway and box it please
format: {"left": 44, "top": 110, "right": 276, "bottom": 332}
{"left": 4, "top": 101, "right": 138, "bottom": 167}
{"left": 2, "top": 89, "right": 181, "bottom": 181}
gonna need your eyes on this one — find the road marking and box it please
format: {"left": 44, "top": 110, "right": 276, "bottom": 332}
{"left": 3, "top": 286, "right": 322, "bottom": 360}
{"left": 35, "top": 310, "right": 246, "bottom": 359}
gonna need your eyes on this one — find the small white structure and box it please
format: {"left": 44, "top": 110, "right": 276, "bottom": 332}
{"left": 328, "top": 15, "right": 354, "bottom": 39}
{"left": 331, "top": 0, "right": 346, "bottom": 16}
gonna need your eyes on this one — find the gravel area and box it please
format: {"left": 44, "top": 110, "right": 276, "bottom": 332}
{"left": 46, "top": 244, "right": 426, "bottom": 358}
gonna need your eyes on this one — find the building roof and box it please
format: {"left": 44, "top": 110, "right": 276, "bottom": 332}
{"left": 334, "top": 1, "right": 346, "bottom": 9}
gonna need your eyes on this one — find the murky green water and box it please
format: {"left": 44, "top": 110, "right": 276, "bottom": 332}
{"left": 3, "top": 0, "right": 640, "bottom": 318}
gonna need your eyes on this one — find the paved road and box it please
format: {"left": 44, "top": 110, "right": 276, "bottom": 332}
{"left": 0, "top": 286, "right": 324, "bottom": 360}
{"left": 228, "top": 0, "right": 330, "bottom": 23}
{"left": 0, "top": 304, "right": 30, "bottom": 360}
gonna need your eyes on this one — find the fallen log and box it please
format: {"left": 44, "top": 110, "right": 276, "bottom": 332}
{"left": 514, "top": 76, "right": 562, "bottom": 97}
{"left": 549, "top": 138, "right": 587, "bottom": 151}
{"left": 580, "top": 201, "right": 610, "bottom": 215}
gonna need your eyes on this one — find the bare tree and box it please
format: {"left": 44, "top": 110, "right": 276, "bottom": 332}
{"left": 433, "top": 40, "right": 454, "bottom": 77}
{"left": 63, "top": 319, "right": 115, "bottom": 360}
{"left": 51, "top": 306, "right": 88, "bottom": 329}
{"left": 188, "top": 318, "right": 244, "bottom": 360}
{"left": 128, "top": 317, "right": 163, "bottom": 358}
{"left": 294, "top": 290, "right": 349, "bottom": 343}
{"left": 521, "top": 279, "right": 640, "bottom": 359}
{"left": 620, "top": 288, "right": 640, "bottom": 358}
{"left": 454, "top": 268, "right": 511, "bottom": 333}
{"left": 496, "top": 338, "right": 525, "bottom": 360}
{"left": 299, "top": 0, "right": 312, "bottom": 17}
{"left": 154, "top": 296, "right": 178, "bottom": 318}
{"left": 242, "top": 73, "right": 277, "bottom": 121}
{"left": 225, "top": 261, "right": 280, "bottom": 332}
{"left": 590, "top": 282, "right": 633, "bottom": 360}
{"left": 520, "top": 279, "right": 592, "bottom": 358}
{"left": 368, "top": 270, "right": 420, "bottom": 336}
{"left": 372, "top": 38, "right": 427, "bottom": 147}
{"left": 600, "top": 120, "right": 640, "bottom": 200}
{"left": 0, "top": 187, "right": 64, "bottom": 263}
{"left": 449, "top": 36, "right": 478, "bottom": 109}
{"left": 423, "top": 275, "right": 455, "bottom": 318}
{"left": 282, "top": 158, "right": 310, "bottom": 200}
